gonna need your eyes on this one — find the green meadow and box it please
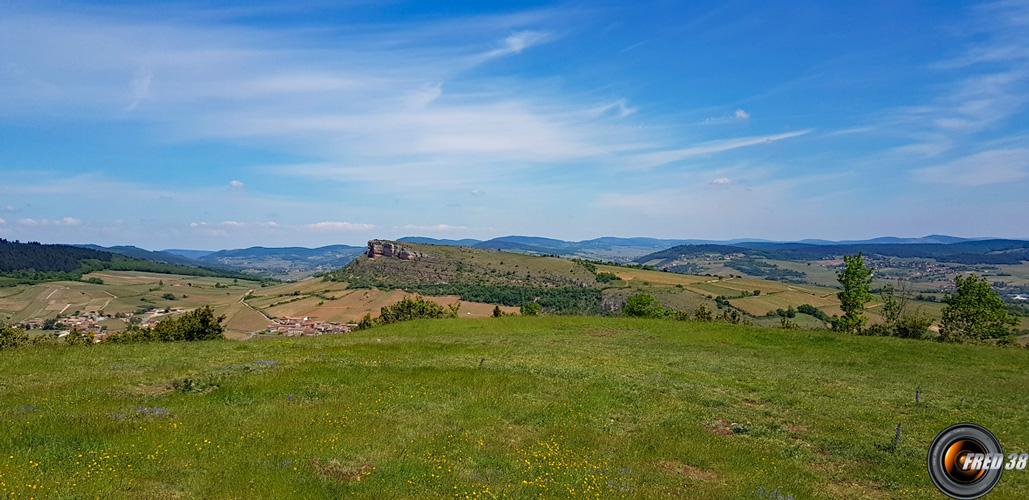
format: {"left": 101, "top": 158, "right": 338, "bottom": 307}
{"left": 2, "top": 317, "right": 1027, "bottom": 498}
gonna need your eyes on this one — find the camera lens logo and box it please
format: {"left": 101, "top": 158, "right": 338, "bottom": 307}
{"left": 928, "top": 423, "right": 1004, "bottom": 499}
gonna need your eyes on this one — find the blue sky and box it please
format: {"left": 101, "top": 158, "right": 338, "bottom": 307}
{"left": 1, "top": 0, "right": 1027, "bottom": 249}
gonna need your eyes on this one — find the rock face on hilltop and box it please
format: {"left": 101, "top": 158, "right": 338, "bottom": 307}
{"left": 367, "top": 240, "right": 422, "bottom": 261}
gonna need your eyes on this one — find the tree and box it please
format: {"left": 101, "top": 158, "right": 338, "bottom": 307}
{"left": 357, "top": 313, "right": 375, "bottom": 330}
{"left": 880, "top": 284, "right": 905, "bottom": 325}
{"left": 940, "top": 274, "right": 1017, "bottom": 342}
{"left": 492, "top": 305, "right": 503, "bottom": 317}
{"left": 621, "top": 292, "right": 665, "bottom": 318}
{"left": 832, "top": 254, "right": 872, "bottom": 334}
{"left": 693, "top": 305, "right": 714, "bottom": 321}
{"left": 520, "top": 302, "right": 541, "bottom": 316}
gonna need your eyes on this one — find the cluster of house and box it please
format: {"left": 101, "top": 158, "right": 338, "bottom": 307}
{"left": 18, "top": 311, "right": 109, "bottom": 339}
{"left": 265, "top": 316, "right": 355, "bottom": 337}
{"left": 15, "top": 307, "right": 194, "bottom": 343}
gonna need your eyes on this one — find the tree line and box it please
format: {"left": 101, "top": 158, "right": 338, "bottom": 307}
{"left": 831, "top": 253, "right": 1020, "bottom": 344}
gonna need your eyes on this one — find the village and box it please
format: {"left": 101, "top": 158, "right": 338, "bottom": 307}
{"left": 262, "top": 316, "right": 355, "bottom": 337}
{"left": 17, "top": 308, "right": 357, "bottom": 341}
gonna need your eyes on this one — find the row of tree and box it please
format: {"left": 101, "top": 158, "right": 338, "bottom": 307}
{"left": 832, "top": 253, "right": 1020, "bottom": 343}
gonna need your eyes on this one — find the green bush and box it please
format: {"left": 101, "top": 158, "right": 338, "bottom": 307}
{"left": 378, "top": 296, "right": 459, "bottom": 325}
{"left": 520, "top": 302, "right": 541, "bottom": 316}
{"left": 106, "top": 306, "right": 225, "bottom": 343}
{"left": 595, "top": 272, "right": 618, "bottom": 283}
{"left": 0, "top": 325, "right": 30, "bottom": 350}
{"left": 622, "top": 292, "right": 665, "bottom": 318}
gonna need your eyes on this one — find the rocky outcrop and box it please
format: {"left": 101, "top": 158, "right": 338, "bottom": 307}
{"left": 367, "top": 240, "right": 422, "bottom": 260}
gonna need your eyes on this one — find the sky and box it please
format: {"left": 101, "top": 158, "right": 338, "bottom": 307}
{"left": 1, "top": 0, "right": 1028, "bottom": 250}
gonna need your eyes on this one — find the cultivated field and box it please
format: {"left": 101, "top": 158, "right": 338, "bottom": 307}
{"left": 1, "top": 317, "right": 1026, "bottom": 498}
{"left": 0, "top": 272, "right": 520, "bottom": 338}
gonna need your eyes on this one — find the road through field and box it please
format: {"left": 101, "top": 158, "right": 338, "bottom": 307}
{"left": 240, "top": 290, "right": 271, "bottom": 321}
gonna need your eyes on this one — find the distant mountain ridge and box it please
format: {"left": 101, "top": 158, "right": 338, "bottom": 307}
{"left": 192, "top": 245, "right": 366, "bottom": 279}
{"left": 2, "top": 239, "right": 248, "bottom": 283}
{"left": 397, "top": 234, "right": 995, "bottom": 262}
{"left": 76, "top": 244, "right": 211, "bottom": 268}
{"left": 636, "top": 239, "right": 1029, "bottom": 266}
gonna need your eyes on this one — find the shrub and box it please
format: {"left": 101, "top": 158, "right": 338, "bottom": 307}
{"left": 797, "top": 304, "right": 830, "bottom": 323}
{"left": 378, "top": 296, "right": 459, "bottom": 325}
{"left": 0, "top": 325, "right": 30, "bottom": 350}
{"left": 65, "top": 329, "right": 95, "bottom": 346}
{"left": 622, "top": 292, "right": 665, "bottom": 318}
{"left": 162, "top": 293, "right": 176, "bottom": 300}
{"left": 595, "top": 272, "right": 618, "bottom": 283}
{"left": 693, "top": 305, "right": 714, "bottom": 321}
{"left": 520, "top": 302, "right": 541, "bottom": 316}
{"left": 106, "top": 306, "right": 225, "bottom": 343}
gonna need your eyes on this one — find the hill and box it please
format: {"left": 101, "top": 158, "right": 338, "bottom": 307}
{"left": 638, "top": 239, "right": 1029, "bottom": 266}
{"left": 193, "top": 245, "right": 366, "bottom": 280}
{"left": 395, "top": 234, "right": 994, "bottom": 262}
{"left": 327, "top": 240, "right": 603, "bottom": 313}
{"left": 76, "top": 244, "right": 217, "bottom": 268}
{"left": 0, "top": 239, "right": 249, "bottom": 284}
{"left": 1, "top": 317, "right": 1026, "bottom": 497}
{"left": 397, "top": 237, "right": 481, "bottom": 247}
{"left": 162, "top": 249, "right": 216, "bottom": 260}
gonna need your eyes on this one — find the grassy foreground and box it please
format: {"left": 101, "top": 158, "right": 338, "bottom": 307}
{"left": 1, "top": 318, "right": 1028, "bottom": 498}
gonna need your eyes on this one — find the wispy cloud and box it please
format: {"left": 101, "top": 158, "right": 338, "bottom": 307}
{"left": 305, "top": 221, "right": 376, "bottom": 232}
{"left": 914, "top": 148, "right": 1029, "bottom": 186}
{"left": 626, "top": 130, "right": 811, "bottom": 169}
{"left": 17, "top": 217, "right": 81, "bottom": 227}
{"left": 398, "top": 223, "right": 469, "bottom": 233}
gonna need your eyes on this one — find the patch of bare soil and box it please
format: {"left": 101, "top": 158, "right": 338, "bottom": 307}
{"left": 657, "top": 460, "right": 718, "bottom": 481}
{"left": 309, "top": 459, "right": 374, "bottom": 483}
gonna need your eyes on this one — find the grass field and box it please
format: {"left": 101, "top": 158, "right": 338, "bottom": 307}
{"left": 1, "top": 317, "right": 1027, "bottom": 498}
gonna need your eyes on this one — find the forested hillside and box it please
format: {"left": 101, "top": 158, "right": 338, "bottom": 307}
{"left": 0, "top": 239, "right": 252, "bottom": 284}
{"left": 0, "top": 239, "right": 112, "bottom": 273}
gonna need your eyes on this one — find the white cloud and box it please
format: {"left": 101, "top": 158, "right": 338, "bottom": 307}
{"left": 914, "top": 148, "right": 1029, "bottom": 186}
{"left": 702, "top": 108, "right": 751, "bottom": 125}
{"left": 126, "top": 67, "right": 152, "bottom": 112}
{"left": 16, "top": 217, "right": 81, "bottom": 227}
{"left": 228, "top": 180, "right": 244, "bottom": 189}
{"left": 398, "top": 224, "right": 469, "bottom": 233}
{"left": 627, "top": 130, "right": 812, "bottom": 169}
{"left": 305, "top": 221, "right": 375, "bottom": 232}
{"left": 0, "top": 218, "right": 5, "bottom": 225}
{"left": 479, "top": 30, "right": 549, "bottom": 61}
{"left": 710, "top": 177, "right": 734, "bottom": 186}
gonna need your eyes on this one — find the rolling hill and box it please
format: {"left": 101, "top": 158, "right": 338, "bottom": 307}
{"left": 398, "top": 234, "right": 996, "bottom": 263}
{"left": 77, "top": 244, "right": 218, "bottom": 268}
{"left": 194, "top": 245, "right": 366, "bottom": 279}
{"left": 637, "top": 239, "right": 1029, "bottom": 266}
{"left": 0, "top": 239, "right": 250, "bottom": 284}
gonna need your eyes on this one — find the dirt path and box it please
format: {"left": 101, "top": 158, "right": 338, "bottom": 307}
{"left": 240, "top": 290, "right": 271, "bottom": 321}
